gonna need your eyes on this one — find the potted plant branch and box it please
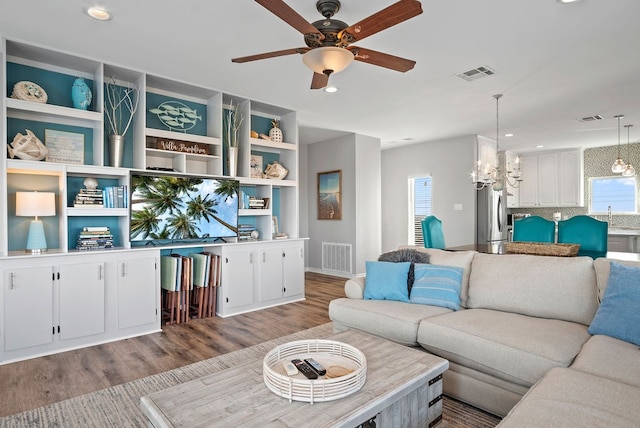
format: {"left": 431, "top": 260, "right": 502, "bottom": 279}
{"left": 223, "top": 99, "right": 244, "bottom": 176}
{"left": 105, "top": 77, "right": 139, "bottom": 167}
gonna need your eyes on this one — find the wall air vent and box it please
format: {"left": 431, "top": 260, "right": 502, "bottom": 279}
{"left": 456, "top": 66, "right": 496, "bottom": 82}
{"left": 578, "top": 115, "right": 604, "bottom": 122}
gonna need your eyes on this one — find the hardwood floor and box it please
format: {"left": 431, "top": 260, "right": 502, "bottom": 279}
{"left": 0, "top": 272, "right": 347, "bottom": 417}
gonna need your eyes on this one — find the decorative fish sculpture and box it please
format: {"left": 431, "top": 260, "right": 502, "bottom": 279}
{"left": 7, "top": 129, "right": 49, "bottom": 161}
{"left": 148, "top": 101, "right": 202, "bottom": 132}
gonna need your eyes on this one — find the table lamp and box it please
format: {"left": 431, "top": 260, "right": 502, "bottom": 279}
{"left": 16, "top": 191, "right": 56, "bottom": 254}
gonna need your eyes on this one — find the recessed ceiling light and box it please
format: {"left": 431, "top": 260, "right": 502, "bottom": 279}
{"left": 86, "top": 6, "right": 112, "bottom": 21}
{"left": 324, "top": 86, "right": 338, "bottom": 93}
{"left": 504, "top": 133, "right": 514, "bottom": 137}
{"left": 536, "top": 145, "right": 545, "bottom": 148}
{"left": 557, "top": 0, "right": 581, "bottom": 3}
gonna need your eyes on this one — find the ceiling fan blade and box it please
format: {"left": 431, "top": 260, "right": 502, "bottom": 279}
{"left": 349, "top": 47, "right": 416, "bottom": 72}
{"left": 342, "top": 0, "right": 423, "bottom": 43}
{"left": 311, "top": 72, "right": 329, "bottom": 90}
{"left": 256, "top": 0, "right": 324, "bottom": 38}
{"left": 232, "top": 47, "right": 308, "bottom": 63}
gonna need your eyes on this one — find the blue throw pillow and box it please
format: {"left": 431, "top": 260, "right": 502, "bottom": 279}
{"left": 588, "top": 262, "right": 640, "bottom": 346}
{"left": 364, "top": 261, "right": 411, "bottom": 302}
{"left": 410, "top": 263, "right": 463, "bottom": 310}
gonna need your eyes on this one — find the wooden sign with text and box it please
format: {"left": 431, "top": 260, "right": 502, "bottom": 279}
{"left": 146, "top": 136, "right": 211, "bottom": 155}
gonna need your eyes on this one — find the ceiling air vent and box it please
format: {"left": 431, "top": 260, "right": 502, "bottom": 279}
{"left": 578, "top": 115, "right": 604, "bottom": 122}
{"left": 456, "top": 66, "right": 496, "bottom": 82}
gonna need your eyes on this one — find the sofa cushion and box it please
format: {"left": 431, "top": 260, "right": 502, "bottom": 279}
{"left": 417, "top": 309, "right": 591, "bottom": 387}
{"left": 363, "top": 261, "right": 410, "bottom": 302}
{"left": 467, "top": 253, "right": 598, "bottom": 325}
{"left": 378, "top": 248, "right": 431, "bottom": 292}
{"left": 399, "top": 246, "right": 475, "bottom": 307}
{"left": 588, "top": 262, "right": 640, "bottom": 346}
{"left": 497, "top": 368, "right": 640, "bottom": 428}
{"left": 329, "top": 298, "right": 451, "bottom": 346}
{"left": 570, "top": 334, "right": 640, "bottom": 388}
{"left": 410, "top": 263, "right": 463, "bottom": 310}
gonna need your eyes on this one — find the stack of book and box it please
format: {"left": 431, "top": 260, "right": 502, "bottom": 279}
{"left": 238, "top": 224, "right": 257, "bottom": 241}
{"left": 74, "top": 188, "right": 104, "bottom": 208}
{"left": 76, "top": 226, "right": 114, "bottom": 250}
{"left": 103, "top": 185, "right": 128, "bottom": 208}
{"left": 248, "top": 196, "right": 270, "bottom": 209}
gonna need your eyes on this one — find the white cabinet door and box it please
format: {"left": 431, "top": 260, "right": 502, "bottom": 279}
{"left": 537, "top": 153, "right": 559, "bottom": 206}
{"left": 220, "top": 249, "right": 255, "bottom": 310}
{"left": 58, "top": 262, "right": 105, "bottom": 341}
{"left": 117, "top": 256, "right": 158, "bottom": 329}
{"left": 559, "top": 150, "right": 583, "bottom": 206}
{"left": 283, "top": 244, "right": 305, "bottom": 297}
{"left": 4, "top": 266, "right": 54, "bottom": 351}
{"left": 259, "top": 247, "right": 284, "bottom": 302}
{"left": 517, "top": 155, "right": 538, "bottom": 207}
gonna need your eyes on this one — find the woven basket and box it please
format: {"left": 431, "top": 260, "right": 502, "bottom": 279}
{"left": 263, "top": 339, "right": 366, "bottom": 404}
{"left": 505, "top": 241, "right": 580, "bottom": 257}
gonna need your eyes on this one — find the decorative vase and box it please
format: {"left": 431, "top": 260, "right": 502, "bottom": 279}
{"left": 269, "top": 119, "right": 283, "bottom": 143}
{"left": 228, "top": 146, "right": 238, "bottom": 177}
{"left": 108, "top": 134, "right": 125, "bottom": 167}
{"left": 71, "top": 77, "right": 92, "bottom": 110}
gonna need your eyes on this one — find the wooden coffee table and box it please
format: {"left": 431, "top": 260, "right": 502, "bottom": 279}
{"left": 140, "top": 329, "right": 449, "bottom": 427}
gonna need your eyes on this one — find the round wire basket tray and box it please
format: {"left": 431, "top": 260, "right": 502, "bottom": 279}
{"left": 263, "top": 339, "right": 367, "bottom": 404}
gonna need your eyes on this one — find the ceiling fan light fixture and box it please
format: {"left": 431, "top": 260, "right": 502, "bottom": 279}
{"left": 85, "top": 6, "right": 112, "bottom": 21}
{"left": 302, "top": 47, "right": 354, "bottom": 75}
{"left": 324, "top": 86, "right": 338, "bottom": 93}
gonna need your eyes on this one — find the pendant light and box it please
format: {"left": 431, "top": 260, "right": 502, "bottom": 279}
{"left": 622, "top": 124, "right": 636, "bottom": 177}
{"left": 611, "top": 115, "right": 626, "bottom": 174}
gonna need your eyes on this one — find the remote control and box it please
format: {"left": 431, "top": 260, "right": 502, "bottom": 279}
{"left": 291, "top": 359, "right": 318, "bottom": 379}
{"left": 304, "top": 358, "right": 327, "bottom": 376}
{"left": 283, "top": 361, "right": 299, "bottom": 376}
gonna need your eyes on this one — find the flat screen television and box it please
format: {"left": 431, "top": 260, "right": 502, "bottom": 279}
{"left": 130, "top": 172, "right": 239, "bottom": 245}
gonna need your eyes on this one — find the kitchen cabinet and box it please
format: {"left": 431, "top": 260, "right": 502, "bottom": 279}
{"left": 58, "top": 262, "right": 105, "bottom": 341}
{"left": 3, "top": 266, "right": 54, "bottom": 351}
{"left": 2, "top": 261, "right": 104, "bottom": 354}
{"left": 283, "top": 243, "right": 305, "bottom": 297}
{"left": 0, "top": 250, "right": 159, "bottom": 364}
{"left": 217, "top": 246, "right": 256, "bottom": 315}
{"left": 115, "top": 254, "right": 158, "bottom": 330}
{"left": 515, "top": 149, "right": 582, "bottom": 208}
{"left": 213, "top": 240, "right": 306, "bottom": 317}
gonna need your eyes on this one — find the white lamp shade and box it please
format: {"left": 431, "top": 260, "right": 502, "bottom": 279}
{"left": 16, "top": 192, "right": 56, "bottom": 217}
{"left": 302, "top": 47, "right": 354, "bottom": 75}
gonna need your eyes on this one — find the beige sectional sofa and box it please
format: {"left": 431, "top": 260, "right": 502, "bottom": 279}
{"left": 328, "top": 247, "right": 640, "bottom": 426}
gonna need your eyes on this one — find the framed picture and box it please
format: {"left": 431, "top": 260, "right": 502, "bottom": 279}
{"left": 44, "top": 129, "right": 84, "bottom": 164}
{"left": 317, "top": 170, "right": 342, "bottom": 220}
{"left": 272, "top": 216, "right": 279, "bottom": 237}
{"left": 250, "top": 154, "right": 263, "bottom": 178}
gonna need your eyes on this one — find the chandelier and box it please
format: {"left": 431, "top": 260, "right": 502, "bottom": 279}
{"left": 472, "top": 94, "right": 523, "bottom": 191}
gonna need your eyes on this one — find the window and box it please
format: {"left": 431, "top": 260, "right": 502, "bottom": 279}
{"left": 589, "top": 176, "right": 637, "bottom": 214}
{"left": 408, "top": 176, "right": 432, "bottom": 245}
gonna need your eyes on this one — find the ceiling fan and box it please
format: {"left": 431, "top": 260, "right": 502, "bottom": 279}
{"left": 232, "top": 0, "right": 423, "bottom": 89}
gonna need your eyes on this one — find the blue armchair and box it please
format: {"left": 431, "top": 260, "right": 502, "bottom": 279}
{"left": 512, "top": 216, "right": 556, "bottom": 243}
{"left": 557, "top": 215, "right": 608, "bottom": 258}
{"left": 421, "top": 216, "right": 446, "bottom": 249}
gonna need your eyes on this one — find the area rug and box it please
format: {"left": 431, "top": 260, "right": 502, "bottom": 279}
{"left": 0, "top": 323, "right": 500, "bottom": 427}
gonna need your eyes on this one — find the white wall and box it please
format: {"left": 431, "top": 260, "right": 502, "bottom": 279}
{"left": 305, "top": 133, "right": 382, "bottom": 275}
{"left": 354, "top": 134, "right": 382, "bottom": 274}
{"left": 381, "top": 135, "right": 477, "bottom": 252}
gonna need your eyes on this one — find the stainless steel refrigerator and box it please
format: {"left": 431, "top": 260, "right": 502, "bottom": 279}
{"left": 476, "top": 187, "right": 507, "bottom": 244}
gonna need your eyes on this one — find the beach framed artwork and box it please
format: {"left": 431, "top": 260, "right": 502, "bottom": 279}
{"left": 317, "top": 170, "right": 342, "bottom": 220}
